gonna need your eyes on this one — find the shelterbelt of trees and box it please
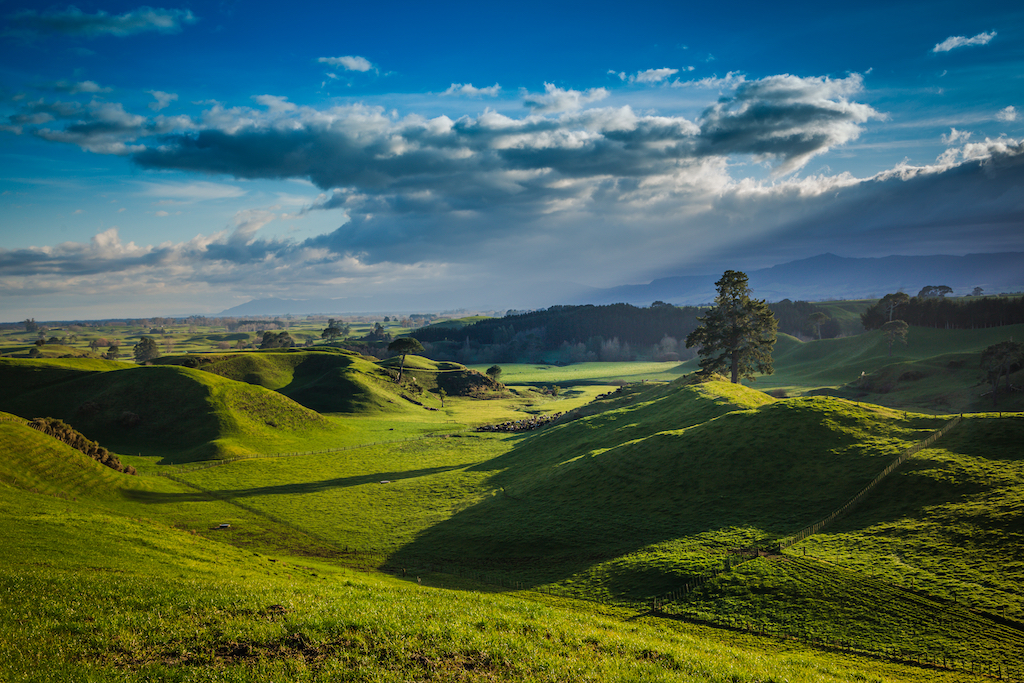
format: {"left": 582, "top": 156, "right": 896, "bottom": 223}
{"left": 861, "top": 294, "right": 1024, "bottom": 330}
{"left": 412, "top": 300, "right": 840, "bottom": 353}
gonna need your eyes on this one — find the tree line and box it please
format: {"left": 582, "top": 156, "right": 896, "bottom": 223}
{"left": 411, "top": 299, "right": 831, "bottom": 360}
{"left": 861, "top": 293, "right": 1024, "bottom": 330}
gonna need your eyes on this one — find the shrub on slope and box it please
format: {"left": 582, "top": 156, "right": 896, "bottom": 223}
{"left": 0, "top": 416, "right": 135, "bottom": 499}
{"left": 27, "top": 417, "right": 135, "bottom": 474}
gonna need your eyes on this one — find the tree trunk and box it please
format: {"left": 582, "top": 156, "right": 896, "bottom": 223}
{"left": 731, "top": 351, "right": 739, "bottom": 384}
{"left": 398, "top": 354, "right": 406, "bottom": 383}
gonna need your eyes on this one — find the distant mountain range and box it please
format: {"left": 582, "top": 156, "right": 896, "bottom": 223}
{"left": 217, "top": 252, "right": 1024, "bottom": 316}
{"left": 572, "top": 252, "right": 1024, "bottom": 306}
{"left": 217, "top": 297, "right": 377, "bottom": 317}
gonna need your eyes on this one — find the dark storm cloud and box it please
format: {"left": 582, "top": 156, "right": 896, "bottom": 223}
{"left": 696, "top": 75, "right": 879, "bottom": 172}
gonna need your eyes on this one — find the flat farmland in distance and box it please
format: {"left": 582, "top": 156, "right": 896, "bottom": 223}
{"left": 471, "top": 361, "right": 687, "bottom": 385}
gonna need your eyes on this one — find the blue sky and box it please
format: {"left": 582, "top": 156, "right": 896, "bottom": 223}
{"left": 1, "top": 0, "right": 1021, "bottom": 320}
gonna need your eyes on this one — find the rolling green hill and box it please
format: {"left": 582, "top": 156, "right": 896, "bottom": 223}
{"left": 756, "top": 324, "right": 1024, "bottom": 412}
{"left": 0, "top": 362, "right": 334, "bottom": 462}
{"left": 0, "top": 403, "right": 1005, "bottom": 682}
{"left": 0, "top": 413, "right": 134, "bottom": 499}
{"left": 391, "top": 381, "right": 946, "bottom": 568}
{"left": 2, "top": 332, "right": 1022, "bottom": 681}
{"left": 155, "top": 348, "right": 416, "bottom": 414}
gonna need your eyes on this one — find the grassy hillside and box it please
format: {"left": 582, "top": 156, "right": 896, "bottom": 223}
{"left": 155, "top": 349, "right": 420, "bottom": 415}
{"left": 0, "top": 362, "right": 335, "bottom": 462}
{"left": 0, "top": 413, "right": 133, "bottom": 499}
{"left": 755, "top": 324, "right": 1024, "bottom": 413}
{"left": 3, "top": 337, "right": 1022, "bottom": 681}
{"left": 0, "top": 419, "right": 994, "bottom": 683}
{"left": 391, "top": 383, "right": 946, "bottom": 572}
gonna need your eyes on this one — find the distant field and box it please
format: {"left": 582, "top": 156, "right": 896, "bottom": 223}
{"left": 470, "top": 361, "right": 686, "bottom": 385}
{"left": 0, "top": 317, "right": 414, "bottom": 360}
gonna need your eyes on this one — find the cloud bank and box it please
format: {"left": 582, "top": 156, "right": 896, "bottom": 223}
{"left": 3, "top": 70, "right": 1022, "bottom": 313}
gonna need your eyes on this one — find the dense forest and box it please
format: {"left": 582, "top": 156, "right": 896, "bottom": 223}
{"left": 411, "top": 300, "right": 841, "bottom": 364}
{"left": 861, "top": 295, "right": 1024, "bottom": 330}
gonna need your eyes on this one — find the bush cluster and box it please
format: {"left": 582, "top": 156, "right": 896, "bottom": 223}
{"left": 27, "top": 417, "right": 136, "bottom": 475}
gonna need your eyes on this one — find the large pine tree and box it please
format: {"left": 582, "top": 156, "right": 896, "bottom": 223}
{"left": 685, "top": 270, "right": 778, "bottom": 384}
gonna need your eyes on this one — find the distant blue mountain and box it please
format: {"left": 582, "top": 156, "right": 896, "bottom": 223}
{"left": 573, "top": 252, "right": 1024, "bottom": 305}
{"left": 217, "top": 297, "right": 376, "bottom": 317}
{"left": 217, "top": 252, "right": 1024, "bottom": 315}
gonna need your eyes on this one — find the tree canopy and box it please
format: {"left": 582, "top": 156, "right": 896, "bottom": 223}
{"left": 685, "top": 270, "right": 777, "bottom": 384}
{"left": 861, "top": 293, "right": 1024, "bottom": 330}
{"left": 881, "top": 320, "right": 909, "bottom": 357}
{"left": 133, "top": 336, "right": 159, "bottom": 364}
{"left": 388, "top": 337, "right": 425, "bottom": 383}
{"left": 918, "top": 285, "right": 953, "bottom": 298}
{"left": 980, "top": 340, "right": 1023, "bottom": 406}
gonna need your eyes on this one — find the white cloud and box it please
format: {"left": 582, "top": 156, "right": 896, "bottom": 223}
{"left": 147, "top": 90, "right": 178, "bottom": 111}
{"left": 932, "top": 31, "right": 996, "bottom": 53}
{"left": 33, "top": 101, "right": 148, "bottom": 154}
{"left": 442, "top": 83, "right": 501, "bottom": 97}
{"left": 996, "top": 106, "right": 1018, "bottom": 122}
{"left": 318, "top": 56, "right": 374, "bottom": 72}
{"left": 49, "top": 80, "right": 111, "bottom": 94}
{"left": 138, "top": 181, "right": 247, "bottom": 202}
{"left": 632, "top": 68, "right": 679, "bottom": 84}
{"left": 672, "top": 72, "right": 746, "bottom": 90}
{"left": 253, "top": 94, "right": 297, "bottom": 114}
{"left": 941, "top": 127, "right": 971, "bottom": 144}
{"left": 522, "top": 83, "right": 609, "bottom": 113}
{"left": 695, "top": 73, "right": 880, "bottom": 173}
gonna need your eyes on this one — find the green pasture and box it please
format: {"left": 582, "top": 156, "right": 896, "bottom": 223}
{"left": 2, "top": 490, "right": 962, "bottom": 683}
{"left": 2, "top": 319, "right": 1023, "bottom": 682}
{"left": 470, "top": 360, "right": 686, "bottom": 385}
{"left": 792, "top": 414, "right": 1024, "bottom": 618}
{"left": 0, "top": 418, "right": 997, "bottom": 683}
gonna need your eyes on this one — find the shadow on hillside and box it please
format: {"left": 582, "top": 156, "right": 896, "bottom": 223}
{"left": 126, "top": 463, "right": 473, "bottom": 504}
{"left": 389, "top": 399, "right": 965, "bottom": 589}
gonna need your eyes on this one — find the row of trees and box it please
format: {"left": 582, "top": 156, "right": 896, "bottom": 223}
{"left": 861, "top": 293, "right": 1024, "bottom": 330}
{"left": 412, "top": 299, "right": 825, "bottom": 358}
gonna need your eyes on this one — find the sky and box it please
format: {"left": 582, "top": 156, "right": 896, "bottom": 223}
{"left": 0, "top": 0, "right": 1022, "bottom": 321}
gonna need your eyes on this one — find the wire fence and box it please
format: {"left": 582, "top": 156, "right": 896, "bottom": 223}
{"left": 777, "top": 415, "right": 963, "bottom": 551}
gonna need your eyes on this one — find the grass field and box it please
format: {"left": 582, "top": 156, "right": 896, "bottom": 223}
{"left": 0, "top": 424, "right": 1003, "bottom": 683}
{"left": 2, "top": 319, "right": 1022, "bottom": 682}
